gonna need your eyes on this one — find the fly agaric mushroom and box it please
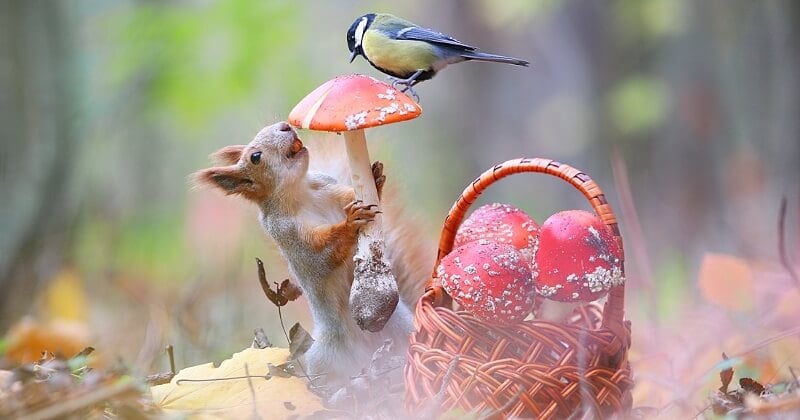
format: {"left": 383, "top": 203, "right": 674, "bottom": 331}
{"left": 454, "top": 203, "right": 540, "bottom": 263}
{"left": 287, "top": 74, "right": 422, "bottom": 332}
{"left": 438, "top": 241, "right": 536, "bottom": 323}
{"left": 534, "top": 210, "right": 624, "bottom": 322}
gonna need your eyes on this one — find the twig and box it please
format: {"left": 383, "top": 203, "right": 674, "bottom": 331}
{"left": 143, "top": 345, "right": 177, "bottom": 385}
{"left": 611, "top": 150, "right": 658, "bottom": 320}
{"left": 418, "top": 356, "right": 460, "bottom": 419}
{"left": 23, "top": 379, "right": 139, "bottom": 420}
{"left": 244, "top": 363, "right": 261, "bottom": 420}
{"left": 788, "top": 367, "right": 799, "bottom": 392}
{"left": 176, "top": 375, "right": 271, "bottom": 385}
{"left": 278, "top": 307, "right": 290, "bottom": 346}
{"left": 778, "top": 197, "right": 800, "bottom": 289}
{"left": 166, "top": 344, "right": 175, "bottom": 374}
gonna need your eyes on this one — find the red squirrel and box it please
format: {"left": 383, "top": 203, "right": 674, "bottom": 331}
{"left": 194, "top": 121, "right": 433, "bottom": 387}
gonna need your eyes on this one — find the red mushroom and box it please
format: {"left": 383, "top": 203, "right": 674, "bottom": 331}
{"left": 438, "top": 241, "right": 536, "bottom": 323}
{"left": 288, "top": 75, "right": 422, "bottom": 332}
{"left": 534, "top": 210, "right": 624, "bottom": 322}
{"left": 454, "top": 203, "right": 540, "bottom": 263}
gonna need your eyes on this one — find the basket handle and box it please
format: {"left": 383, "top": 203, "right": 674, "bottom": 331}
{"left": 423, "top": 158, "right": 627, "bottom": 341}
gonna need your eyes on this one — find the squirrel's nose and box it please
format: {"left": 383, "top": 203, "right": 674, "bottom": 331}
{"left": 277, "top": 122, "right": 292, "bottom": 132}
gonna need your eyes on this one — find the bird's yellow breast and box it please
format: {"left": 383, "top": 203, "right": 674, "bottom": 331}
{"left": 362, "top": 30, "right": 437, "bottom": 75}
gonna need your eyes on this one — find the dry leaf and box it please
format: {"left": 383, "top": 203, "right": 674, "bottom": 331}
{"left": 256, "top": 259, "right": 302, "bottom": 307}
{"left": 251, "top": 328, "right": 271, "bottom": 349}
{"left": 288, "top": 323, "right": 314, "bottom": 360}
{"left": 698, "top": 253, "right": 753, "bottom": 311}
{"left": 278, "top": 279, "right": 303, "bottom": 302}
{"left": 150, "top": 347, "right": 323, "bottom": 419}
{"left": 4, "top": 317, "right": 90, "bottom": 364}
{"left": 739, "top": 377, "right": 765, "bottom": 395}
{"left": 719, "top": 353, "right": 734, "bottom": 393}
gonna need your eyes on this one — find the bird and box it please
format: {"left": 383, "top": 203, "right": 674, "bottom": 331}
{"left": 347, "top": 13, "right": 529, "bottom": 99}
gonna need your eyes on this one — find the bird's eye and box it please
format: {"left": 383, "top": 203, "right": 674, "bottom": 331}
{"left": 250, "top": 152, "right": 262, "bottom": 165}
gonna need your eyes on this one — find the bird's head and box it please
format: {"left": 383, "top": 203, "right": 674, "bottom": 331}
{"left": 347, "top": 13, "right": 376, "bottom": 63}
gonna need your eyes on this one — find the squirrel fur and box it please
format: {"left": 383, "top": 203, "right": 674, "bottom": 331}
{"left": 194, "top": 121, "right": 433, "bottom": 387}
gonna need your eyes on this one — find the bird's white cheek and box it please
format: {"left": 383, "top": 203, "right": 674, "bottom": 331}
{"left": 354, "top": 17, "right": 368, "bottom": 47}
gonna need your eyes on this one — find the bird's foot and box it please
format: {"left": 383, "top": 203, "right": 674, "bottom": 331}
{"left": 388, "top": 77, "right": 420, "bottom": 102}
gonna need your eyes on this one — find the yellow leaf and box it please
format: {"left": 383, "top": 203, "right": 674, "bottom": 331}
{"left": 697, "top": 253, "right": 753, "bottom": 311}
{"left": 150, "top": 347, "right": 324, "bottom": 418}
{"left": 43, "top": 269, "right": 87, "bottom": 321}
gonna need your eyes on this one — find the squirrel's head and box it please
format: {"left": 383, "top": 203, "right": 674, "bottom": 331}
{"left": 193, "top": 121, "right": 309, "bottom": 203}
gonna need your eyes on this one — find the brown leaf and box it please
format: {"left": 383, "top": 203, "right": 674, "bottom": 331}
{"left": 740, "top": 377, "right": 765, "bottom": 395}
{"left": 267, "top": 363, "right": 293, "bottom": 378}
{"left": 278, "top": 279, "right": 303, "bottom": 302}
{"left": 256, "top": 258, "right": 288, "bottom": 307}
{"left": 288, "top": 323, "right": 314, "bottom": 360}
{"left": 719, "top": 352, "right": 734, "bottom": 393}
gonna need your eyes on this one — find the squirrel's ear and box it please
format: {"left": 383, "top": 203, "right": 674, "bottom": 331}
{"left": 210, "top": 145, "right": 246, "bottom": 165}
{"left": 193, "top": 166, "right": 260, "bottom": 199}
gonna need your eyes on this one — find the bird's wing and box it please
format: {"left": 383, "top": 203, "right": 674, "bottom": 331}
{"left": 394, "top": 26, "right": 477, "bottom": 51}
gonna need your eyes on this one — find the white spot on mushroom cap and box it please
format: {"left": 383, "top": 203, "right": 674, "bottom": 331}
{"left": 377, "top": 89, "right": 396, "bottom": 101}
{"left": 344, "top": 111, "right": 368, "bottom": 130}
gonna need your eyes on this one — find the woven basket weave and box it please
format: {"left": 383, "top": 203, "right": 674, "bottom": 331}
{"left": 404, "top": 158, "right": 633, "bottom": 419}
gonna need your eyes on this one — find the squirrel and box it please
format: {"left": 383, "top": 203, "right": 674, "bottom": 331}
{"left": 193, "top": 121, "right": 433, "bottom": 387}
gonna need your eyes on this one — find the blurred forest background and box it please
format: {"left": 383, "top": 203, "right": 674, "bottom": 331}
{"left": 1, "top": 0, "right": 799, "bottom": 413}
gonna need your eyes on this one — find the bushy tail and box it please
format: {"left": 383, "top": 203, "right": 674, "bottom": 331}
{"left": 461, "top": 51, "right": 529, "bottom": 66}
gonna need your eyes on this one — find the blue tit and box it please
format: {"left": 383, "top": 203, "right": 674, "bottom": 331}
{"left": 347, "top": 13, "right": 529, "bottom": 96}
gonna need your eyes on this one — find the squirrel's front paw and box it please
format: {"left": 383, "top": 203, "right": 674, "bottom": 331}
{"left": 372, "top": 161, "right": 386, "bottom": 197}
{"left": 344, "top": 200, "right": 380, "bottom": 226}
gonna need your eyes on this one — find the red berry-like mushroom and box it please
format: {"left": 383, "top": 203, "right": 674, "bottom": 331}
{"left": 534, "top": 210, "right": 624, "bottom": 322}
{"left": 454, "top": 203, "right": 540, "bottom": 262}
{"left": 438, "top": 241, "right": 536, "bottom": 323}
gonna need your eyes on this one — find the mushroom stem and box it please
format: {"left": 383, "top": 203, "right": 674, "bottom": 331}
{"left": 343, "top": 129, "right": 382, "bottom": 226}
{"left": 342, "top": 129, "right": 400, "bottom": 332}
{"left": 537, "top": 300, "right": 579, "bottom": 323}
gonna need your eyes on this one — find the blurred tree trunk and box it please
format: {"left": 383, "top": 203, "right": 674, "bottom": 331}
{"left": 0, "top": 1, "right": 80, "bottom": 331}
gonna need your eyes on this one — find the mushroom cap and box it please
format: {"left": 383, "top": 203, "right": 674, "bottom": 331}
{"left": 454, "top": 203, "right": 540, "bottom": 263}
{"left": 438, "top": 241, "right": 536, "bottom": 323}
{"left": 534, "top": 210, "right": 624, "bottom": 303}
{"left": 288, "top": 74, "right": 422, "bottom": 132}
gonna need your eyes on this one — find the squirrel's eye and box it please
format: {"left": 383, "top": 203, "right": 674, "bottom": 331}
{"left": 250, "top": 152, "right": 262, "bottom": 165}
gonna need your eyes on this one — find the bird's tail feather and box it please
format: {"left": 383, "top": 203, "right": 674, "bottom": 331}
{"left": 460, "top": 51, "right": 529, "bottom": 66}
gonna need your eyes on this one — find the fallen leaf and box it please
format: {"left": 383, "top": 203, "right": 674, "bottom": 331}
{"left": 288, "top": 323, "right": 314, "bottom": 360}
{"left": 4, "top": 318, "right": 90, "bottom": 364}
{"left": 740, "top": 377, "right": 765, "bottom": 395}
{"left": 698, "top": 253, "right": 753, "bottom": 311}
{"left": 719, "top": 353, "right": 734, "bottom": 393}
{"left": 251, "top": 328, "right": 271, "bottom": 349}
{"left": 150, "top": 347, "right": 323, "bottom": 419}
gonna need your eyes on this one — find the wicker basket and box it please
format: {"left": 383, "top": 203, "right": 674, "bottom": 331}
{"left": 404, "top": 158, "right": 633, "bottom": 419}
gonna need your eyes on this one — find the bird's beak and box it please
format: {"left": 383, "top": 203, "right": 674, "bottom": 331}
{"left": 349, "top": 49, "right": 358, "bottom": 63}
